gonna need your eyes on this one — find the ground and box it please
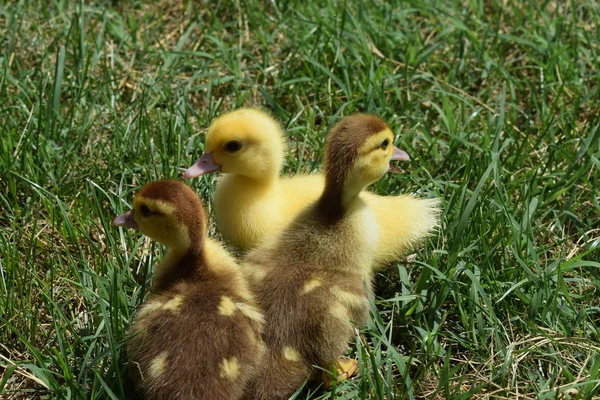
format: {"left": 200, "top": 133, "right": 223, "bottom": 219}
{"left": 0, "top": 0, "right": 599, "bottom": 399}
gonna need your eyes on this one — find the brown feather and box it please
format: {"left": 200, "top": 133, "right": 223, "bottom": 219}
{"left": 317, "top": 114, "right": 389, "bottom": 221}
{"left": 137, "top": 180, "right": 206, "bottom": 249}
{"left": 120, "top": 180, "right": 264, "bottom": 400}
{"left": 242, "top": 114, "right": 389, "bottom": 399}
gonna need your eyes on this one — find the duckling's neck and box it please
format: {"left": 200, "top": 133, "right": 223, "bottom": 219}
{"left": 227, "top": 153, "right": 282, "bottom": 185}
{"left": 340, "top": 179, "right": 367, "bottom": 207}
{"left": 151, "top": 245, "right": 208, "bottom": 293}
{"left": 226, "top": 171, "right": 279, "bottom": 190}
{"left": 316, "top": 185, "right": 357, "bottom": 222}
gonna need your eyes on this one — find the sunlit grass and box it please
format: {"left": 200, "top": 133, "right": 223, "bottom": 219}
{"left": 1, "top": 0, "right": 599, "bottom": 398}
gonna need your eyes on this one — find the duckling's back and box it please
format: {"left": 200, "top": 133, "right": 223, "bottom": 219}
{"left": 128, "top": 261, "right": 264, "bottom": 399}
{"left": 242, "top": 199, "right": 376, "bottom": 398}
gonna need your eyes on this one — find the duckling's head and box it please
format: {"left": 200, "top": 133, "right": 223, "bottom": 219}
{"left": 184, "top": 108, "right": 286, "bottom": 181}
{"left": 112, "top": 180, "right": 205, "bottom": 252}
{"left": 324, "top": 114, "right": 409, "bottom": 203}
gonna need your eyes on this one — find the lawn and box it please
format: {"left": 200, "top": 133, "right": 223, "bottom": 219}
{"left": 1, "top": 0, "right": 599, "bottom": 398}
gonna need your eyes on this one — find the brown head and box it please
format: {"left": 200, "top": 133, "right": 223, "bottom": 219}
{"left": 319, "top": 114, "right": 409, "bottom": 215}
{"left": 112, "top": 180, "right": 206, "bottom": 253}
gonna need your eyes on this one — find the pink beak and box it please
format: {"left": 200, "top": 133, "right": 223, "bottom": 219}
{"left": 112, "top": 209, "right": 138, "bottom": 230}
{"left": 388, "top": 146, "right": 409, "bottom": 172}
{"left": 184, "top": 153, "right": 222, "bottom": 179}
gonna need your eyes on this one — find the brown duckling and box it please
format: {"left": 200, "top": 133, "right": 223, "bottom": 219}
{"left": 241, "top": 114, "right": 400, "bottom": 399}
{"left": 112, "top": 180, "right": 264, "bottom": 400}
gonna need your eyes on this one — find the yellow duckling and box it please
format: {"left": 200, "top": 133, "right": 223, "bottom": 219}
{"left": 240, "top": 114, "right": 400, "bottom": 399}
{"left": 112, "top": 180, "right": 264, "bottom": 400}
{"left": 184, "top": 108, "right": 439, "bottom": 269}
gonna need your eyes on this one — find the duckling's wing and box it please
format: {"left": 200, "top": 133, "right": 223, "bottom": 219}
{"left": 363, "top": 193, "right": 441, "bottom": 268}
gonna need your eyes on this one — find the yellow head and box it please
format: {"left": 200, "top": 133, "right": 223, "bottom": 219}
{"left": 184, "top": 108, "right": 286, "bottom": 181}
{"left": 112, "top": 180, "right": 205, "bottom": 252}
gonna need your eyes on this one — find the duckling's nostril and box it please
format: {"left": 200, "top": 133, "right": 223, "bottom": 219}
{"left": 184, "top": 152, "right": 221, "bottom": 179}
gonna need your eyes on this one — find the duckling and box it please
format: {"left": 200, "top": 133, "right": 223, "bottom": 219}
{"left": 112, "top": 180, "right": 264, "bottom": 400}
{"left": 184, "top": 108, "right": 439, "bottom": 269}
{"left": 240, "top": 114, "right": 399, "bottom": 399}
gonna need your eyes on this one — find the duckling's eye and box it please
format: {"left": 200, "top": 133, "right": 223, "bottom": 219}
{"left": 380, "top": 139, "right": 390, "bottom": 150}
{"left": 140, "top": 205, "right": 151, "bottom": 217}
{"left": 224, "top": 140, "right": 242, "bottom": 153}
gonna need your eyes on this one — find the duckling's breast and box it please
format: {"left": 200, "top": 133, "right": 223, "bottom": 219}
{"left": 214, "top": 175, "right": 279, "bottom": 250}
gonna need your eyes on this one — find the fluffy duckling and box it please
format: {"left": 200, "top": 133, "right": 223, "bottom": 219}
{"left": 112, "top": 180, "right": 264, "bottom": 400}
{"left": 240, "top": 114, "right": 398, "bottom": 399}
{"left": 184, "top": 108, "right": 439, "bottom": 268}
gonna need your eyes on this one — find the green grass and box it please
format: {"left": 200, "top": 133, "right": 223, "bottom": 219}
{"left": 1, "top": 0, "right": 599, "bottom": 398}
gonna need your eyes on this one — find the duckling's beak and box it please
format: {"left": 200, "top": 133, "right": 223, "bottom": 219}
{"left": 388, "top": 146, "right": 409, "bottom": 172}
{"left": 184, "top": 153, "right": 222, "bottom": 179}
{"left": 112, "top": 210, "right": 139, "bottom": 230}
